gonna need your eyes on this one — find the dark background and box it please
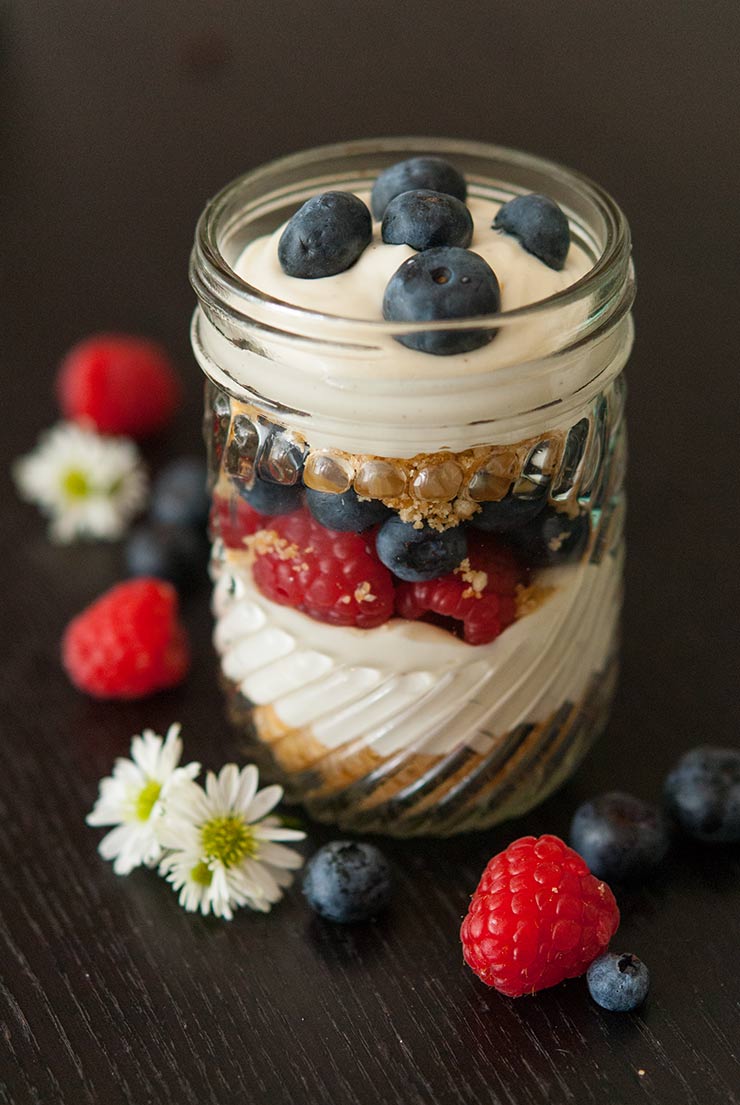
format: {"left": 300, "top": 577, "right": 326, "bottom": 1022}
{"left": 2, "top": 3, "right": 739, "bottom": 1103}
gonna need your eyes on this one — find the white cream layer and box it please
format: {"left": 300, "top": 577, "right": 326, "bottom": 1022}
{"left": 193, "top": 190, "right": 632, "bottom": 456}
{"left": 211, "top": 545, "right": 621, "bottom": 759}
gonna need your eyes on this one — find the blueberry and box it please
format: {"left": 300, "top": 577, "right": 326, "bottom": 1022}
{"left": 470, "top": 490, "right": 548, "bottom": 534}
{"left": 278, "top": 191, "right": 372, "bottom": 279}
{"left": 125, "top": 523, "right": 209, "bottom": 593}
{"left": 302, "top": 841, "right": 392, "bottom": 923}
{"left": 664, "top": 746, "right": 740, "bottom": 843}
{"left": 150, "top": 457, "right": 209, "bottom": 529}
{"left": 235, "top": 474, "right": 303, "bottom": 516}
{"left": 381, "top": 190, "right": 473, "bottom": 251}
{"left": 570, "top": 792, "right": 671, "bottom": 882}
{"left": 376, "top": 516, "right": 466, "bottom": 582}
{"left": 587, "top": 953, "right": 650, "bottom": 1013}
{"left": 371, "top": 156, "right": 467, "bottom": 220}
{"left": 493, "top": 193, "right": 570, "bottom": 271}
{"left": 507, "top": 507, "right": 590, "bottom": 568}
{"left": 305, "top": 487, "right": 391, "bottom": 533}
{"left": 382, "top": 247, "right": 500, "bottom": 356}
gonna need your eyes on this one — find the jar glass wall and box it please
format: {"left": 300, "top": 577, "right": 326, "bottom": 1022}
{"left": 190, "top": 137, "right": 634, "bottom": 836}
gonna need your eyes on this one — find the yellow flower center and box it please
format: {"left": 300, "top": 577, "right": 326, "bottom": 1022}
{"left": 134, "top": 780, "right": 162, "bottom": 821}
{"left": 62, "top": 468, "right": 91, "bottom": 499}
{"left": 200, "top": 815, "right": 256, "bottom": 868}
{"left": 190, "top": 861, "right": 213, "bottom": 887}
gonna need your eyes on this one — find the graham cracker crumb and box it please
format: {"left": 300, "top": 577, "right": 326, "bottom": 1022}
{"left": 244, "top": 529, "right": 300, "bottom": 565}
{"left": 548, "top": 531, "right": 571, "bottom": 552}
{"left": 455, "top": 558, "right": 488, "bottom": 599}
{"left": 515, "top": 582, "right": 557, "bottom": 618}
{"left": 354, "top": 581, "right": 377, "bottom": 604}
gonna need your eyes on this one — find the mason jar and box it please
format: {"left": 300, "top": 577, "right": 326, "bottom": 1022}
{"left": 189, "top": 137, "right": 634, "bottom": 837}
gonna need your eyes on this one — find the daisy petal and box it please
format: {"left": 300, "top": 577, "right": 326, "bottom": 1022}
{"left": 257, "top": 841, "right": 305, "bottom": 870}
{"left": 255, "top": 825, "right": 307, "bottom": 842}
{"left": 212, "top": 764, "right": 237, "bottom": 810}
{"left": 242, "top": 858, "right": 281, "bottom": 902}
{"left": 265, "top": 864, "right": 295, "bottom": 890}
{"left": 98, "top": 823, "right": 135, "bottom": 862}
{"left": 245, "top": 785, "right": 283, "bottom": 824}
{"left": 87, "top": 724, "right": 197, "bottom": 876}
{"left": 234, "top": 764, "right": 259, "bottom": 813}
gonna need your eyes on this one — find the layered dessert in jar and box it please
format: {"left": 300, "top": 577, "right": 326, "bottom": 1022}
{"left": 190, "top": 138, "right": 634, "bottom": 836}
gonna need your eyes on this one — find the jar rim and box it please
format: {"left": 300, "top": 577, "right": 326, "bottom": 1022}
{"left": 192, "top": 135, "right": 632, "bottom": 338}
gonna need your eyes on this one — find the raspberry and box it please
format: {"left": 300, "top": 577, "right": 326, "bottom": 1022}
{"left": 460, "top": 835, "right": 620, "bottom": 998}
{"left": 251, "top": 508, "right": 394, "bottom": 629}
{"left": 395, "top": 532, "right": 524, "bottom": 644}
{"left": 62, "top": 578, "right": 190, "bottom": 699}
{"left": 57, "top": 334, "right": 180, "bottom": 438}
{"left": 210, "top": 493, "right": 267, "bottom": 549}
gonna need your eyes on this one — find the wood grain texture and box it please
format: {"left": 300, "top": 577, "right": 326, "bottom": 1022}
{"left": 1, "top": 2, "right": 739, "bottom": 1103}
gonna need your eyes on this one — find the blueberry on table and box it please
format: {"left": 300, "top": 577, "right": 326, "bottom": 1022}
{"left": 381, "top": 189, "right": 473, "bottom": 251}
{"left": 302, "top": 841, "right": 392, "bottom": 923}
{"left": 470, "top": 490, "right": 548, "bottom": 534}
{"left": 587, "top": 953, "right": 650, "bottom": 1013}
{"left": 371, "top": 156, "right": 467, "bottom": 220}
{"left": 507, "top": 507, "right": 590, "bottom": 568}
{"left": 278, "top": 191, "right": 372, "bottom": 278}
{"left": 305, "top": 487, "right": 391, "bottom": 533}
{"left": 664, "top": 746, "right": 740, "bottom": 843}
{"left": 125, "top": 523, "right": 209, "bottom": 593}
{"left": 235, "top": 474, "right": 303, "bottom": 515}
{"left": 493, "top": 193, "right": 571, "bottom": 271}
{"left": 382, "top": 246, "right": 500, "bottom": 356}
{"left": 150, "top": 456, "right": 209, "bottom": 528}
{"left": 376, "top": 516, "right": 467, "bottom": 582}
{"left": 570, "top": 792, "right": 671, "bottom": 882}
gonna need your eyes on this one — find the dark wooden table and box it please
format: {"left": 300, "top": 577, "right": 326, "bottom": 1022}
{"left": 2, "top": 3, "right": 739, "bottom": 1103}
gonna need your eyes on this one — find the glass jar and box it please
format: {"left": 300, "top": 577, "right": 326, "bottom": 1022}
{"left": 190, "top": 137, "right": 634, "bottom": 837}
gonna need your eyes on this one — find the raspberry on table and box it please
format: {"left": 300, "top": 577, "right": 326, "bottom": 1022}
{"left": 210, "top": 494, "right": 268, "bottom": 549}
{"left": 62, "top": 578, "right": 190, "bottom": 699}
{"left": 250, "top": 508, "right": 394, "bottom": 629}
{"left": 57, "top": 334, "right": 181, "bottom": 439}
{"left": 460, "top": 834, "right": 620, "bottom": 998}
{"left": 395, "top": 533, "right": 524, "bottom": 645}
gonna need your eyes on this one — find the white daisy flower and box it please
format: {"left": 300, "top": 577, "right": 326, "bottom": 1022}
{"left": 157, "top": 764, "right": 305, "bottom": 919}
{"left": 87, "top": 724, "right": 200, "bottom": 876}
{"left": 13, "top": 421, "right": 147, "bottom": 543}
